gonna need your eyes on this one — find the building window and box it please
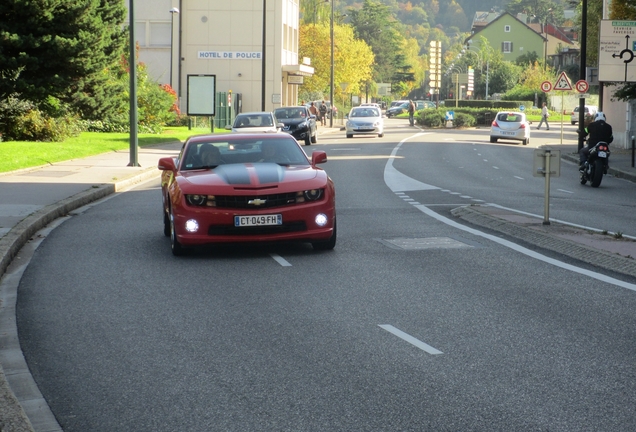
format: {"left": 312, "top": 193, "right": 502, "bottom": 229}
{"left": 149, "top": 22, "right": 171, "bottom": 47}
{"left": 504, "top": 25, "right": 511, "bottom": 32}
{"left": 502, "top": 41, "right": 513, "bottom": 53}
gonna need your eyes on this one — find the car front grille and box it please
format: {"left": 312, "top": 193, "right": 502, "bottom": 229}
{"left": 215, "top": 192, "right": 298, "bottom": 209}
{"left": 208, "top": 221, "right": 307, "bottom": 236}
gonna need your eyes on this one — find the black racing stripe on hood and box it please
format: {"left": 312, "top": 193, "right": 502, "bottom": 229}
{"left": 215, "top": 164, "right": 251, "bottom": 185}
{"left": 253, "top": 163, "right": 283, "bottom": 184}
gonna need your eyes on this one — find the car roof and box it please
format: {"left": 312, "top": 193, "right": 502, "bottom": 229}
{"left": 186, "top": 132, "right": 294, "bottom": 143}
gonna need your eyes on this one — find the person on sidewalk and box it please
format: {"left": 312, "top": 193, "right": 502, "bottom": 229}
{"left": 537, "top": 102, "right": 550, "bottom": 130}
{"left": 408, "top": 100, "right": 416, "bottom": 126}
{"left": 319, "top": 101, "right": 328, "bottom": 126}
{"left": 579, "top": 111, "right": 613, "bottom": 171}
{"left": 309, "top": 102, "right": 318, "bottom": 119}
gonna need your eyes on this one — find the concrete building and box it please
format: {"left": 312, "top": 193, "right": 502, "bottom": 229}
{"left": 126, "top": 0, "right": 314, "bottom": 115}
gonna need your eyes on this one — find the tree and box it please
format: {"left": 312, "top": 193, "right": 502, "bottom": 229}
{"left": 0, "top": 0, "right": 128, "bottom": 120}
{"left": 299, "top": 23, "right": 374, "bottom": 101}
{"left": 348, "top": 0, "right": 405, "bottom": 83}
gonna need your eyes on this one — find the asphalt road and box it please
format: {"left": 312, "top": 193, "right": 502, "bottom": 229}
{"left": 15, "top": 122, "right": 636, "bottom": 431}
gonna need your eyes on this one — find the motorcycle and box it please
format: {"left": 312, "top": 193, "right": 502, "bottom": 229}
{"left": 580, "top": 141, "right": 610, "bottom": 188}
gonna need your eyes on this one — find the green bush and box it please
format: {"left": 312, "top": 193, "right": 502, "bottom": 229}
{"left": 452, "top": 112, "right": 476, "bottom": 128}
{"left": 420, "top": 110, "right": 444, "bottom": 127}
{"left": 0, "top": 95, "right": 81, "bottom": 141}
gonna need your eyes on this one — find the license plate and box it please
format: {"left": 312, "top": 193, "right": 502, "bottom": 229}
{"left": 234, "top": 214, "right": 282, "bottom": 227}
{"left": 597, "top": 151, "right": 607, "bottom": 158}
{"left": 501, "top": 131, "right": 516, "bottom": 136}
{"left": 357, "top": 128, "right": 374, "bottom": 131}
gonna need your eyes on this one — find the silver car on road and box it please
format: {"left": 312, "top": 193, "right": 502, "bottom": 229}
{"left": 346, "top": 106, "right": 384, "bottom": 138}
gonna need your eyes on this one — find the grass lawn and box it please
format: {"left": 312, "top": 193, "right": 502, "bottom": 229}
{"left": 0, "top": 126, "right": 227, "bottom": 174}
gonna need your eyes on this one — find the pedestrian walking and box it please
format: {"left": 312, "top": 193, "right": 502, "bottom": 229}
{"left": 537, "top": 102, "right": 550, "bottom": 130}
{"left": 319, "top": 101, "right": 327, "bottom": 126}
{"left": 408, "top": 100, "right": 416, "bottom": 126}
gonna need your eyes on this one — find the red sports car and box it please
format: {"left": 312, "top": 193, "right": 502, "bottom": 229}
{"left": 158, "top": 133, "right": 336, "bottom": 255}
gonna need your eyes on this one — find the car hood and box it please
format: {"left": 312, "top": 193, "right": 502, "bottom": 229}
{"left": 179, "top": 163, "right": 321, "bottom": 190}
{"left": 278, "top": 118, "right": 308, "bottom": 126}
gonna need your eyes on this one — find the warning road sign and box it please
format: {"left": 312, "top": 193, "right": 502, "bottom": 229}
{"left": 553, "top": 72, "right": 572, "bottom": 90}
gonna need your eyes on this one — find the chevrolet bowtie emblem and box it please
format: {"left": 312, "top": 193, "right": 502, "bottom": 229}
{"left": 248, "top": 198, "right": 267, "bottom": 206}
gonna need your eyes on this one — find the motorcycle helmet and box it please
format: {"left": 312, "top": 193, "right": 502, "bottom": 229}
{"left": 594, "top": 112, "right": 606, "bottom": 122}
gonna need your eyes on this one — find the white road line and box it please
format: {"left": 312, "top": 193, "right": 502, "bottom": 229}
{"left": 385, "top": 137, "right": 636, "bottom": 291}
{"left": 379, "top": 325, "right": 443, "bottom": 355}
{"left": 557, "top": 189, "right": 574, "bottom": 194}
{"left": 493, "top": 166, "right": 499, "bottom": 169}
{"left": 270, "top": 253, "right": 292, "bottom": 266}
{"left": 514, "top": 176, "right": 524, "bottom": 180}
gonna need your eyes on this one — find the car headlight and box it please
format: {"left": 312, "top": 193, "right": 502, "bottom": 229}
{"left": 296, "top": 189, "right": 324, "bottom": 202}
{"left": 185, "top": 194, "right": 216, "bottom": 207}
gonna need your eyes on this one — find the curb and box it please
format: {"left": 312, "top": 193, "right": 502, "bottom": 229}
{"left": 0, "top": 167, "right": 160, "bottom": 432}
{"left": 451, "top": 206, "right": 636, "bottom": 279}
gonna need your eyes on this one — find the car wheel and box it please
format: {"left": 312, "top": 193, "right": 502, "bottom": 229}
{"left": 522, "top": 138, "right": 528, "bottom": 145}
{"left": 169, "top": 206, "right": 185, "bottom": 256}
{"left": 312, "top": 220, "right": 336, "bottom": 251}
{"left": 346, "top": 134, "right": 353, "bottom": 138}
{"left": 163, "top": 211, "right": 170, "bottom": 237}
{"left": 379, "top": 132, "right": 384, "bottom": 138}
{"left": 490, "top": 136, "right": 497, "bottom": 143}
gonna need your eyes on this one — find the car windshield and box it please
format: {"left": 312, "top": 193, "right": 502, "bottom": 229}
{"left": 350, "top": 108, "right": 380, "bottom": 118}
{"left": 181, "top": 137, "right": 309, "bottom": 170}
{"left": 497, "top": 113, "right": 523, "bottom": 122}
{"left": 274, "top": 108, "right": 307, "bottom": 119}
{"left": 233, "top": 114, "right": 274, "bottom": 128}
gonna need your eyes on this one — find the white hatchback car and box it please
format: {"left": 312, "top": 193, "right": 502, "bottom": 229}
{"left": 226, "top": 112, "right": 283, "bottom": 133}
{"left": 346, "top": 106, "right": 384, "bottom": 138}
{"left": 490, "top": 111, "right": 530, "bottom": 145}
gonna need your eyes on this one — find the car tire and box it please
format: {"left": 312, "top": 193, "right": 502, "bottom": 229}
{"left": 169, "top": 206, "right": 185, "bottom": 256}
{"left": 163, "top": 211, "right": 170, "bottom": 237}
{"left": 490, "top": 137, "right": 497, "bottom": 143}
{"left": 379, "top": 132, "right": 384, "bottom": 138}
{"left": 522, "top": 138, "right": 528, "bottom": 145}
{"left": 312, "top": 220, "right": 336, "bottom": 251}
{"left": 346, "top": 134, "right": 353, "bottom": 138}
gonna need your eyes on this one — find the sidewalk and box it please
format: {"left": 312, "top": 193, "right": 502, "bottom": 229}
{"left": 0, "top": 129, "right": 634, "bottom": 431}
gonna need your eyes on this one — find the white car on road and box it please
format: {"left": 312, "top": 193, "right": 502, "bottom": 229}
{"left": 490, "top": 111, "right": 530, "bottom": 145}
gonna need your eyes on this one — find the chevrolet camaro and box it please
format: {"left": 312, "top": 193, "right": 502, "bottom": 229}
{"left": 158, "top": 133, "right": 336, "bottom": 255}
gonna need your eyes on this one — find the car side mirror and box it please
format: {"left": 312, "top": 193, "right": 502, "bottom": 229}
{"left": 311, "top": 151, "right": 327, "bottom": 166}
{"left": 158, "top": 156, "right": 176, "bottom": 171}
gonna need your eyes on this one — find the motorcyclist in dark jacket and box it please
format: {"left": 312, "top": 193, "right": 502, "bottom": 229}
{"left": 579, "top": 112, "right": 613, "bottom": 171}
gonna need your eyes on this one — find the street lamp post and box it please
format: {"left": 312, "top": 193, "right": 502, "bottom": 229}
{"left": 329, "top": 0, "right": 334, "bottom": 127}
{"left": 169, "top": 7, "right": 179, "bottom": 89}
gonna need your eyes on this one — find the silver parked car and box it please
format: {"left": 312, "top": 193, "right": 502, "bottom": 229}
{"left": 346, "top": 106, "right": 384, "bottom": 138}
{"left": 226, "top": 112, "right": 283, "bottom": 133}
{"left": 490, "top": 111, "right": 530, "bottom": 145}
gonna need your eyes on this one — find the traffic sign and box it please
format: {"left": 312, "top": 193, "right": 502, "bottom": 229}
{"left": 519, "top": 105, "right": 525, "bottom": 111}
{"left": 575, "top": 80, "right": 589, "bottom": 93}
{"left": 599, "top": 20, "right": 636, "bottom": 82}
{"left": 553, "top": 72, "right": 572, "bottom": 91}
{"left": 540, "top": 81, "right": 552, "bottom": 92}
